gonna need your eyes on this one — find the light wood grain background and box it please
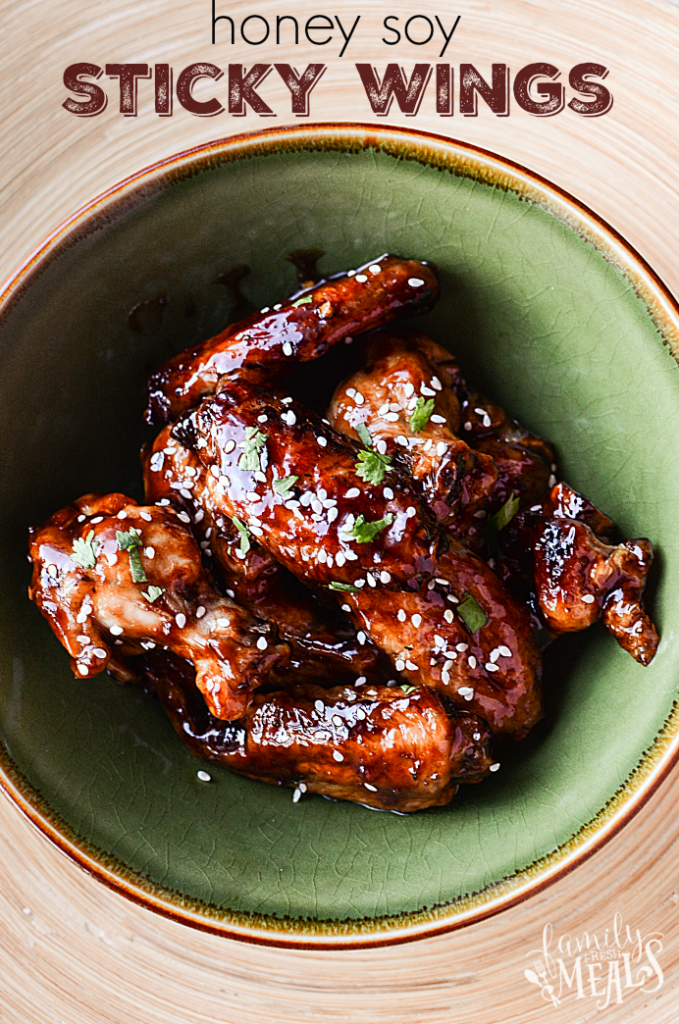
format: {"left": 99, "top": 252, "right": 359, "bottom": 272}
{"left": 2, "top": 0, "right": 679, "bottom": 1020}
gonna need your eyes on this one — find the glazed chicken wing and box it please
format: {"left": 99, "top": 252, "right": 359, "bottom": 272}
{"left": 142, "top": 425, "right": 385, "bottom": 683}
{"left": 144, "top": 651, "right": 495, "bottom": 812}
{"left": 173, "top": 379, "right": 543, "bottom": 737}
{"left": 146, "top": 254, "right": 439, "bottom": 425}
{"left": 328, "top": 331, "right": 498, "bottom": 523}
{"left": 501, "top": 482, "right": 659, "bottom": 665}
{"left": 27, "top": 493, "right": 288, "bottom": 719}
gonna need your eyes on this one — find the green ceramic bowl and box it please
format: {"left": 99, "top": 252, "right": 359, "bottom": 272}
{"left": 1, "top": 124, "right": 678, "bottom": 947}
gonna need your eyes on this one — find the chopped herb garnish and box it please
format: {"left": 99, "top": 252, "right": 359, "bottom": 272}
{"left": 72, "top": 530, "right": 99, "bottom": 570}
{"left": 116, "top": 527, "right": 147, "bottom": 583}
{"left": 457, "top": 592, "right": 488, "bottom": 633}
{"left": 291, "top": 295, "right": 313, "bottom": 307}
{"left": 273, "top": 475, "right": 299, "bottom": 498}
{"left": 142, "top": 585, "right": 165, "bottom": 604}
{"left": 328, "top": 581, "right": 361, "bottom": 593}
{"left": 355, "top": 449, "right": 392, "bottom": 486}
{"left": 355, "top": 422, "right": 372, "bottom": 448}
{"left": 485, "top": 492, "right": 520, "bottom": 551}
{"left": 232, "top": 516, "right": 251, "bottom": 556}
{"left": 238, "top": 427, "right": 268, "bottom": 473}
{"left": 350, "top": 513, "right": 395, "bottom": 544}
{"left": 398, "top": 684, "right": 419, "bottom": 695}
{"left": 409, "top": 396, "right": 435, "bottom": 433}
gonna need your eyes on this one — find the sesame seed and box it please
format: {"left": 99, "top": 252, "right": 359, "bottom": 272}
{"left": 423, "top": 440, "right": 433, "bottom": 452}
{"left": 292, "top": 788, "right": 302, "bottom": 803}
{"left": 498, "top": 645, "right": 512, "bottom": 658}
{"left": 456, "top": 643, "right": 468, "bottom": 652}
{"left": 257, "top": 414, "right": 268, "bottom": 423}
{"left": 396, "top": 435, "right": 409, "bottom": 446}
{"left": 93, "top": 648, "right": 108, "bottom": 659}
{"left": 144, "top": 546, "right": 155, "bottom": 559}
{"left": 376, "top": 439, "right": 388, "bottom": 455}
{"left": 273, "top": 303, "right": 282, "bottom": 310}
{"left": 384, "top": 412, "right": 399, "bottom": 423}
{"left": 408, "top": 277, "right": 425, "bottom": 288}
{"left": 368, "top": 264, "right": 382, "bottom": 274}
{"left": 217, "top": 617, "right": 230, "bottom": 628}
{"left": 210, "top": 465, "right": 220, "bottom": 478}
{"left": 327, "top": 507, "right": 339, "bottom": 524}
{"left": 333, "top": 750, "right": 344, "bottom": 761}
{"left": 109, "top": 625, "right": 123, "bottom": 636}
{"left": 406, "top": 506, "right": 417, "bottom": 518}
{"left": 90, "top": 516, "right": 103, "bottom": 524}
{"left": 397, "top": 610, "right": 406, "bottom": 622}
{"left": 282, "top": 342, "right": 293, "bottom": 356}
{"left": 223, "top": 439, "right": 236, "bottom": 454}
{"left": 405, "top": 660, "right": 418, "bottom": 671}
{"left": 364, "top": 782, "right": 377, "bottom": 792}
{"left": 357, "top": 631, "right": 366, "bottom": 645}
{"left": 486, "top": 663, "right": 500, "bottom": 673}
{"left": 77, "top": 514, "right": 86, "bottom": 522}
{"left": 197, "top": 770, "right": 211, "bottom": 782}
{"left": 489, "top": 762, "right": 501, "bottom": 772}
{"left": 256, "top": 637, "right": 268, "bottom": 651}
{"left": 177, "top": 512, "right": 191, "bottom": 524}
{"left": 139, "top": 511, "right": 153, "bottom": 522}
{"left": 473, "top": 731, "right": 481, "bottom": 741}
{"left": 490, "top": 649, "right": 500, "bottom": 663}
{"left": 318, "top": 436, "right": 328, "bottom": 447}
{"left": 464, "top": 422, "right": 473, "bottom": 431}
{"left": 116, "top": 511, "right": 128, "bottom": 520}
{"left": 314, "top": 699, "right": 325, "bottom": 713}
{"left": 356, "top": 707, "right": 366, "bottom": 720}
{"left": 78, "top": 664, "right": 89, "bottom": 675}
{"left": 196, "top": 606, "right": 206, "bottom": 618}
{"left": 332, "top": 715, "right": 343, "bottom": 727}
{"left": 318, "top": 549, "right": 328, "bottom": 564}
{"left": 260, "top": 307, "right": 270, "bottom": 314}
{"left": 441, "top": 669, "right": 450, "bottom": 685}
{"left": 444, "top": 609, "right": 454, "bottom": 624}
{"left": 353, "top": 392, "right": 365, "bottom": 406}
{"left": 421, "top": 386, "right": 436, "bottom": 398}
{"left": 444, "top": 659, "right": 455, "bottom": 671}
{"left": 281, "top": 410, "right": 296, "bottom": 426}
{"left": 378, "top": 403, "right": 390, "bottom": 416}
{"left": 548, "top": 474, "right": 557, "bottom": 488}
{"left": 345, "top": 487, "right": 360, "bottom": 499}
{"left": 430, "top": 414, "right": 446, "bottom": 424}
{"left": 355, "top": 676, "right": 366, "bottom": 685}
{"left": 175, "top": 613, "right": 186, "bottom": 629}
{"left": 355, "top": 274, "right": 368, "bottom": 283}
{"left": 367, "top": 573, "right": 377, "bottom": 588}
{"left": 468, "top": 655, "right": 477, "bottom": 669}
{"left": 458, "top": 685, "right": 474, "bottom": 699}
{"left": 411, "top": 613, "right": 422, "bottom": 628}
{"left": 380, "top": 571, "right": 391, "bottom": 584}
{"left": 582, "top": 594, "right": 596, "bottom": 604}
{"left": 436, "top": 441, "right": 447, "bottom": 457}
{"left": 395, "top": 659, "right": 405, "bottom": 672}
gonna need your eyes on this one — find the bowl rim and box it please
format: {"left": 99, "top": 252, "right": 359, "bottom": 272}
{"left": 2, "top": 121, "right": 679, "bottom": 949}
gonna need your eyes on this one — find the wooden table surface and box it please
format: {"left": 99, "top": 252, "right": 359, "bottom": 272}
{"left": 2, "top": 0, "right": 679, "bottom": 1020}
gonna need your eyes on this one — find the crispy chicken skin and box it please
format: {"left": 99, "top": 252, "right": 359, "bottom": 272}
{"left": 142, "top": 425, "right": 385, "bottom": 683}
{"left": 328, "top": 332, "right": 498, "bottom": 523}
{"left": 27, "top": 493, "right": 287, "bottom": 719}
{"left": 144, "top": 651, "right": 495, "bottom": 812}
{"left": 146, "top": 254, "right": 439, "bottom": 426}
{"left": 501, "top": 483, "right": 659, "bottom": 665}
{"left": 174, "top": 378, "right": 543, "bottom": 737}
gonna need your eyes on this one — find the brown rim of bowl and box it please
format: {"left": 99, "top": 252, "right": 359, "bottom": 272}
{"left": 1, "top": 122, "right": 678, "bottom": 949}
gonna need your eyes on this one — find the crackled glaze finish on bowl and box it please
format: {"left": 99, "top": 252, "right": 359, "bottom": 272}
{"left": 1, "top": 125, "right": 678, "bottom": 946}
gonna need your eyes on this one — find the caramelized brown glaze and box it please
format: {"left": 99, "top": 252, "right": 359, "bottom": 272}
{"left": 27, "top": 493, "right": 287, "bottom": 719}
{"left": 328, "top": 332, "right": 497, "bottom": 523}
{"left": 501, "top": 483, "right": 659, "bottom": 665}
{"left": 144, "top": 651, "right": 494, "bottom": 812}
{"left": 176, "top": 378, "right": 543, "bottom": 737}
{"left": 142, "top": 425, "right": 385, "bottom": 684}
{"left": 146, "top": 255, "right": 439, "bottom": 425}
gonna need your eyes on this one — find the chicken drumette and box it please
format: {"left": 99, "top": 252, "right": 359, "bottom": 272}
{"left": 28, "top": 493, "right": 288, "bottom": 719}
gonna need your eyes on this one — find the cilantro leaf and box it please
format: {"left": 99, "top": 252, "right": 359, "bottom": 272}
{"left": 291, "top": 295, "right": 313, "bottom": 308}
{"left": 328, "top": 581, "right": 361, "bottom": 593}
{"left": 116, "top": 528, "right": 147, "bottom": 583}
{"left": 72, "top": 530, "right": 99, "bottom": 570}
{"left": 409, "top": 396, "right": 435, "bottom": 433}
{"left": 355, "top": 422, "right": 372, "bottom": 448}
{"left": 398, "top": 684, "right": 419, "bottom": 695}
{"left": 485, "top": 493, "right": 520, "bottom": 551}
{"left": 273, "top": 475, "right": 299, "bottom": 499}
{"left": 355, "top": 449, "right": 392, "bottom": 486}
{"left": 142, "top": 585, "right": 165, "bottom": 604}
{"left": 238, "top": 427, "right": 268, "bottom": 473}
{"left": 457, "top": 593, "right": 488, "bottom": 633}
{"left": 232, "top": 516, "right": 251, "bottom": 556}
{"left": 350, "top": 513, "right": 395, "bottom": 544}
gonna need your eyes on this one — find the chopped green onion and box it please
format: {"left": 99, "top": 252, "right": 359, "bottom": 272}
{"left": 273, "top": 475, "right": 299, "bottom": 498}
{"left": 328, "top": 581, "right": 361, "bottom": 593}
{"left": 116, "top": 527, "right": 147, "bottom": 583}
{"left": 350, "top": 513, "right": 395, "bottom": 544}
{"left": 485, "top": 492, "right": 520, "bottom": 550}
{"left": 457, "top": 593, "right": 488, "bottom": 633}
{"left": 142, "top": 586, "right": 165, "bottom": 604}
{"left": 72, "top": 530, "right": 99, "bottom": 570}
{"left": 291, "top": 295, "right": 313, "bottom": 307}
{"left": 398, "top": 684, "right": 419, "bottom": 695}
{"left": 409, "top": 396, "right": 435, "bottom": 433}
{"left": 232, "top": 516, "right": 251, "bottom": 556}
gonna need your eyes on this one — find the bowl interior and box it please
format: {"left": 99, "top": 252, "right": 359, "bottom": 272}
{"left": 1, "top": 135, "right": 678, "bottom": 934}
